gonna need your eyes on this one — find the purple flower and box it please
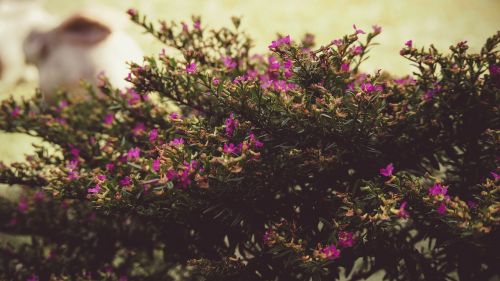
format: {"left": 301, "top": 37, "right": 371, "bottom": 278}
{"left": 88, "top": 184, "right": 101, "bottom": 194}
{"left": 331, "top": 39, "right": 343, "bottom": 46}
{"left": 249, "top": 133, "right": 264, "bottom": 149}
{"left": 126, "top": 8, "right": 137, "bottom": 17}
{"left": 104, "top": 113, "right": 114, "bottom": 125}
{"left": 222, "top": 56, "right": 237, "bottom": 70}
{"left": 169, "top": 112, "right": 180, "bottom": 120}
{"left": 193, "top": 20, "right": 201, "bottom": 30}
{"left": 263, "top": 229, "right": 275, "bottom": 245}
{"left": 170, "top": 138, "right": 185, "bottom": 146}
{"left": 467, "top": 200, "right": 477, "bottom": 209}
{"left": 405, "top": 40, "right": 413, "bottom": 48}
{"left": 353, "top": 24, "right": 365, "bottom": 35}
{"left": 397, "top": 201, "right": 409, "bottom": 219}
{"left": 106, "top": 163, "right": 115, "bottom": 171}
{"left": 338, "top": 231, "right": 355, "bottom": 248}
{"left": 96, "top": 174, "right": 106, "bottom": 182}
{"left": 268, "top": 56, "right": 280, "bottom": 71}
{"left": 268, "top": 35, "right": 291, "bottom": 50}
{"left": 186, "top": 62, "right": 197, "bottom": 74}
{"left": 18, "top": 199, "right": 28, "bottom": 213}
{"left": 223, "top": 143, "right": 240, "bottom": 155}
{"left": 437, "top": 202, "right": 446, "bottom": 215}
{"left": 225, "top": 113, "right": 239, "bottom": 137}
{"left": 429, "top": 183, "right": 447, "bottom": 196}
{"left": 11, "top": 106, "right": 21, "bottom": 118}
{"left": 69, "top": 145, "right": 80, "bottom": 160}
{"left": 351, "top": 45, "right": 363, "bottom": 55}
{"left": 341, "top": 63, "right": 350, "bottom": 72}
{"left": 26, "top": 274, "right": 39, "bottom": 281}
{"left": 132, "top": 123, "right": 145, "bottom": 136}
{"left": 320, "top": 244, "right": 341, "bottom": 260}
{"left": 491, "top": 171, "right": 500, "bottom": 180}
{"left": 127, "top": 89, "right": 141, "bottom": 105}
{"left": 167, "top": 169, "right": 177, "bottom": 180}
{"left": 152, "top": 159, "right": 161, "bottom": 172}
{"left": 127, "top": 147, "right": 141, "bottom": 160}
{"left": 149, "top": 128, "right": 158, "bottom": 142}
{"left": 181, "top": 22, "right": 189, "bottom": 32}
{"left": 372, "top": 25, "right": 382, "bottom": 34}
{"left": 34, "top": 191, "right": 45, "bottom": 202}
{"left": 213, "top": 77, "right": 220, "bottom": 86}
{"left": 380, "top": 163, "right": 394, "bottom": 177}
{"left": 120, "top": 176, "right": 132, "bottom": 186}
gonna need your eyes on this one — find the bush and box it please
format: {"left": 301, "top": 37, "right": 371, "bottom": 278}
{"left": 0, "top": 10, "right": 499, "bottom": 281}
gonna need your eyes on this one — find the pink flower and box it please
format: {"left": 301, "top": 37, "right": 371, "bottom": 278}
{"left": 152, "top": 159, "right": 161, "bottom": 172}
{"left": 11, "top": 106, "right": 21, "bottom": 118}
{"left": 268, "top": 56, "right": 280, "bottom": 71}
{"left": 88, "top": 184, "right": 101, "bottom": 194}
{"left": 186, "top": 62, "right": 197, "bottom": 74}
{"left": 225, "top": 113, "right": 239, "bottom": 137}
{"left": 429, "top": 183, "right": 447, "bottom": 196}
{"left": 320, "top": 244, "right": 341, "bottom": 260}
{"left": 372, "top": 25, "right": 382, "bottom": 34}
{"left": 193, "top": 20, "right": 201, "bottom": 30}
{"left": 127, "top": 89, "right": 141, "bottom": 105}
{"left": 249, "top": 133, "right": 264, "bottom": 149}
{"left": 222, "top": 56, "right": 237, "bottom": 70}
{"left": 120, "top": 176, "right": 132, "bottom": 186}
{"left": 169, "top": 112, "right": 180, "bottom": 120}
{"left": 351, "top": 45, "right": 363, "bottom": 55}
{"left": 170, "top": 138, "right": 185, "bottom": 146}
{"left": 341, "top": 63, "right": 350, "bottom": 72}
{"left": 34, "top": 191, "right": 45, "bottom": 202}
{"left": 268, "top": 35, "right": 291, "bottom": 50}
{"left": 467, "top": 200, "right": 477, "bottom": 209}
{"left": 181, "top": 22, "right": 189, "bottom": 32}
{"left": 126, "top": 8, "right": 137, "bottom": 17}
{"left": 132, "top": 123, "right": 145, "bottom": 136}
{"left": 104, "top": 113, "right": 114, "bottom": 125}
{"left": 380, "top": 163, "right": 394, "bottom": 177}
{"left": 106, "top": 163, "right": 115, "bottom": 171}
{"left": 18, "top": 198, "right": 28, "bottom": 213}
{"left": 213, "top": 77, "right": 220, "bottom": 86}
{"left": 338, "top": 231, "right": 355, "bottom": 248}
{"left": 26, "top": 274, "right": 39, "bottom": 281}
{"left": 437, "top": 202, "right": 446, "bottom": 215}
{"left": 149, "top": 128, "right": 158, "bottom": 142}
{"left": 405, "top": 40, "right": 413, "bottom": 48}
{"left": 127, "top": 147, "right": 141, "bottom": 160}
{"left": 353, "top": 24, "right": 365, "bottom": 35}
{"left": 96, "top": 174, "right": 106, "bottom": 182}
{"left": 331, "top": 39, "right": 343, "bottom": 46}
{"left": 223, "top": 143, "right": 241, "bottom": 155}
{"left": 263, "top": 229, "right": 276, "bottom": 245}
{"left": 491, "top": 171, "right": 500, "bottom": 180}
{"left": 397, "top": 201, "right": 410, "bottom": 219}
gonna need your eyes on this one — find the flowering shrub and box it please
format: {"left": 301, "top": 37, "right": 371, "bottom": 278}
{"left": 0, "top": 11, "right": 499, "bottom": 281}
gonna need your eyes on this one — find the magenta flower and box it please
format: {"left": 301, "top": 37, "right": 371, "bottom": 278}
{"left": 397, "top": 201, "right": 410, "bottom": 219}
{"left": 11, "top": 106, "right": 21, "bottom": 118}
{"left": 34, "top": 191, "right": 45, "bottom": 202}
{"left": 372, "top": 25, "right": 382, "bottom": 34}
{"left": 104, "top": 113, "right": 114, "bottom": 125}
{"left": 152, "top": 159, "right": 161, "bottom": 172}
{"left": 268, "top": 56, "right": 280, "bottom": 71}
{"left": 69, "top": 145, "right": 80, "bottom": 160}
{"left": 132, "top": 123, "right": 145, "bottom": 136}
{"left": 126, "top": 8, "right": 137, "bottom": 17}
{"left": 320, "top": 244, "right": 341, "bottom": 260}
{"left": 249, "top": 133, "right": 264, "bottom": 149}
{"left": 341, "top": 63, "right": 350, "bottom": 72}
{"left": 225, "top": 113, "right": 239, "bottom": 137}
{"left": 167, "top": 169, "right": 177, "bottom": 180}
{"left": 169, "top": 112, "right": 180, "bottom": 120}
{"left": 491, "top": 171, "right": 500, "bottom": 180}
{"left": 26, "top": 274, "right": 39, "bottom": 281}
{"left": 380, "top": 163, "right": 394, "bottom": 177}
{"left": 127, "top": 89, "right": 141, "bottom": 105}
{"left": 467, "top": 200, "right": 477, "bottom": 209}
{"left": 193, "top": 20, "right": 201, "bottom": 30}
{"left": 437, "top": 202, "right": 446, "bottom": 215}
{"left": 429, "top": 183, "right": 447, "bottom": 196}
{"left": 353, "top": 24, "right": 365, "bottom": 35}
{"left": 181, "top": 22, "right": 189, "bottom": 32}
{"left": 18, "top": 199, "right": 28, "bottom": 213}
{"left": 88, "top": 184, "right": 101, "bottom": 194}
{"left": 170, "top": 138, "right": 185, "bottom": 146}
{"left": 351, "top": 45, "right": 363, "bottom": 55}
{"left": 106, "top": 163, "right": 115, "bottom": 171}
{"left": 96, "top": 174, "right": 106, "bottom": 182}
{"left": 263, "top": 229, "right": 275, "bottom": 245}
{"left": 186, "top": 62, "right": 197, "bottom": 74}
{"left": 223, "top": 143, "right": 241, "bottom": 155}
{"left": 222, "top": 56, "right": 237, "bottom": 70}
{"left": 405, "top": 40, "right": 413, "bottom": 48}
{"left": 127, "top": 147, "right": 141, "bottom": 160}
{"left": 332, "top": 39, "right": 343, "bottom": 46}
{"left": 120, "top": 176, "right": 132, "bottom": 186}
{"left": 149, "top": 128, "right": 159, "bottom": 142}
{"left": 338, "top": 231, "right": 355, "bottom": 248}
{"left": 268, "top": 35, "right": 291, "bottom": 50}
{"left": 283, "top": 59, "right": 293, "bottom": 69}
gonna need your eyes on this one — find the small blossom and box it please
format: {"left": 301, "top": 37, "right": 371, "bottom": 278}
{"left": 106, "top": 163, "right": 115, "bottom": 171}
{"left": 132, "top": 123, "right": 145, "bottom": 136}
{"left": 18, "top": 198, "right": 28, "bottom": 213}
{"left": 341, "top": 63, "right": 350, "bottom": 72}
{"left": 96, "top": 174, "right": 106, "bottom": 182}
{"left": 181, "top": 22, "right": 189, "bottom": 32}
{"left": 372, "top": 24, "right": 382, "bottom": 34}
{"left": 405, "top": 40, "right": 413, "bottom": 48}
{"left": 223, "top": 143, "right": 241, "bottom": 155}
{"left": 491, "top": 171, "right": 500, "bottom": 180}
{"left": 467, "top": 200, "right": 477, "bottom": 209}
{"left": 437, "top": 202, "right": 446, "bottom": 215}
{"left": 249, "top": 133, "right": 264, "bottom": 149}
{"left": 338, "top": 231, "right": 355, "bottom": 248}
{"left": 225, "top": 113, "right": 239, "bottom": 137}
{"left": 397, "top": 201, "right": 410, "bottom": 219}
{"left": 268, "top": 56, "right": 280, "bottom": 71}
{"left": 149, "top": 128, "right": 158, "bottom": 142}
{"left": 351, "top": 45, "right": 363, "bottom": 55}
{"left": 380, "top": 163, "right": 394, "bottom": 177}
{"left": 320, "top": 244, "right": 341, "bottom": 260}
{"left": 353, "top": 24, "right": 365, "bottom": 35}
{"left": 120, "top": 176, "right": 132, "bottom": 186}
{"left": 212, "top": 77, "right": 220, "bottom": 86}
{"left": 127, "top": 89, "right": 141, "bottom": 105}
{"left": 186, "top": 62, "right": 197, "bottom": 74}
{"left": 331, "top": 38, "right": 343, "bottom": 46}
{"left": 88, "top": 184, "right": 101, "bottom": 194}
{"left": 263, "top": 229, "right": 276, "bottom": 245}
{"left": 170, "top": 138, "right": 185, "bottom": 147}
{"left": 193, "top": 20, "right": 201, "bottom": 30}
{"left": 127, "top": 147, "right": 141, "bottom": 160}
{"left": 222, "top": 56, "right": 237, "bottom": 70}
{"left": 34, "top": 191, "right": 45, "bottom": 202}
{"left": 429, "top": 183, "right": 447, "bottom": 196}
{"left": 126, "top": 8, "right": 137, "bottom": 17}
{"left": 11, "top": 106, "right": 21, "bottom": 118}
{"left": 152, "top": 159, "right": 161, "bottom": 172}
{"left": 169, "top": 112, "right": 180, "bottom": 120}
{"left": 26, "top": 274, "right": 39, "bottom": 281}
{"left": 104, "top": 113, "right": 114, "bottom": 125}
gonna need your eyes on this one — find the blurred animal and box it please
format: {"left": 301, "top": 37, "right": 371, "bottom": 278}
{"left": 23, "top": 7, "right": 143, "bottom": 103}
{"left": 0, "top": 0, "right": 55, "bottom": 89}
